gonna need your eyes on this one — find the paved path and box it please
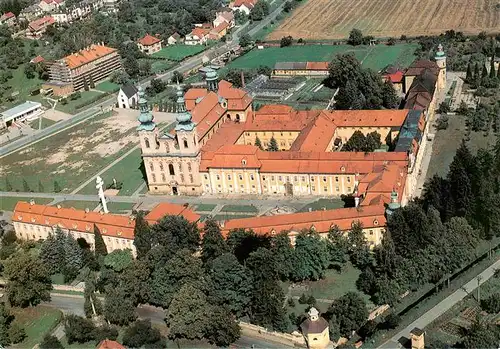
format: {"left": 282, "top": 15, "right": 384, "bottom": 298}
{"left": 378, "top": 257, "right": 500, "bottom": 349}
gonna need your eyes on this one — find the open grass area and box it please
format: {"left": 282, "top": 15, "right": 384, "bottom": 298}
{"left": 228, "top": 44, "right": 417, "bottom": 72}
{"left": 220, "top": 204, "right": 259, "bottom": 213}
{"left": 107, "top": 201, "right": 136, "bottom": 213}
{"left": 0, "top": 66, "right": 45, "bottom": 111}
{"left": 56, "top": 90, "right": 105, "bottom": 114}
{"left": 77, "top": 148, "right": 145, "bottom": 196}
{"left": 152, "top": 45, "right": 206, "bottom": 61}
{"left": 95, "top": 80, "right": 120, "bottom": 93}
{"left": 56, "top": 200, "right": 99, "bottom": 211}
{"left": 11, "top": 305, "right": 62, "bottom": 348}
{"left": 2, "top": 111, "right": 138, "bottom": 193}
{"left": 28, "top": 117, "right": 57, "bottom": 130}
{"left": 426, "top": 115, "right": 497, "bottom": 179}
{"left": 151, "top": 60, "right": 175, "bottom": 73}
{"left": 299, "top": 198, "right": 345, "bottom": 212}
{"left": 0, "top": 196, "right": 52, "bottom": 211}
{"left": 194, "top": 203, "right": 217, "bottom": 212}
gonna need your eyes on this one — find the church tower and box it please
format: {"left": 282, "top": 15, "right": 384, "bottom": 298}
{"left": 137, "top": 86, "right": 157, "bottom": 152}
{"left": 385, "top": 190, "right": 401, "bottom": 216}
{"left": 434, "top": 43, "right": 446, "bottom": 91}
{"left": 206, "top": 68, "right": 218, "bottom": 92}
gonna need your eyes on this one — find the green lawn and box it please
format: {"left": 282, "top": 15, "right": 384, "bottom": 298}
{"left": 56, "top": 90, "right": 106, "bottom": 114}
{"left": 0, "top": 196, "right": 52, "bottom": 211}
{"left": 56, "top": 200, "right": 99, "bottom": 211}
{"left": 0, "top": 66, "right": 44, "bottom": 110}
{"left": 227, "top": 44, "right": 418, "bottom": 72}
{"left": 299, "top": 198, "right": 345, "bottom": 212}
{"left": 152, "top": 45, "right": 207, "bottom": 61}
{"left": 11, "top": 306, "right": 62, "bottom": 348}
{"left": 151, "top": 60, "right": 175, "bottom": 73}
{"left": 220, "top": 204, "right": 258, "bottom": 213}
{"left": 77, "top": 148, "right": 145, "bottom": 196}
{"left": 107, "top": 201, "right": 136, "bottom": 213}
{"left": 194, "top": 203, "right": 217, "bottom": 212}
{"left": 2, "top": 112, "right": 138, "bottom": 193}
{"left": 29, "top": 117, "right": 57, "bottom": 130}
{"left": 95, "top": 80, "right": 120, "bottom": 93}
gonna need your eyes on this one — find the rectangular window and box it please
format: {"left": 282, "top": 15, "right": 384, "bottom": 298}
{"left": 239, "top": 174, "right": 243, "bottom": 180}
{"left": 294, "top": 176, "right": 298, "bottom": 182}
{"left": 323, "top": 176, "right": 327, "bottom": 182}
{"left": 311, "top": 185, "right": 315, "bottom": 191}
{"left": 347, "top": 177, "right": 351, "bottom": 183}
{"left": 252, "top": 185, "right": 256, "bottom": 189}
{"left": 323, "top": 187, "right": 327, "bottom": 192}
{"left": 336, "top": 186, "right": 340, "bottom": 192}
{"left": 335, "top": 176, "right": 339, "bottom": 182}
{"left": 250, "top": 174, "right": 255, "bottom": 180}
{"left": 271, "top": 176, "right": 275, "bottom": 181}
{"left": 189, "top": 174, "right": 193, "bottom": 183}
{"left": 369, "top": 230, "right": 374, "bottom": 235}
{"left": 216, "top": 175, "right": 220, "bottom": 180}
{"left": 180, "top": 174, "right": 184, "bottom": 182}
{"left": 228, "top": 175, "right": 231, "bottom": 180}
{"left": 348, "top": 187, "right": 352, "bottom": 192}
{"left": 152, "top": 174, "right": 156, "bottom": 182}
{"left": 204, "top": 175, "right": 208, "bottom": 180}
{"left": 311, "top": 177, "right": 315, "bottom": 182}
{"left": 302, "top": 176, "right": 305, "bottom": 182}
{"left": 278, "top": 176, "right": 282, "bottom": 181}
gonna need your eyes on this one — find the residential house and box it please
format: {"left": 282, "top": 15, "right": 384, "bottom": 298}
{"left": 27, "top": 16, "right": 55, "bottom": 39}
{"left": 0, "top": 12, "right": 16, "bottom": 27}
{"left": 30, "top": 55, "right": 45, "bottom": 64}
{"left": 52, "top": 0, "right": 103, "bottom": 23}
{"left": 117, "top": 84, "right": 139, "bottom": 109}
{"left": 102, "top": 0, "right": 120, "bottom": 13}
{"left": 167, "top": 32, "right": 182, "bottom": 45}
{"left": 209, "top": 21, "right": 229, "bottom": 40}
{"left": 185, "top": 27, "right": 210, "bottom": 45}
{"left": 381, "top": 65, "right": 404, "bottom": 94}
{"left": 137, "top": 34, "right": 162, "bottom": 55}
{"left": 230, "top": 0, "right": 257, "bottom": 15}
{"left": 38, "top": 0, "right": 65, "bottom": 12}
{"left": 97, "top": 340, "right": 126, "bottom": 349}
{"left": 43, "top": 44, "right": 122, "bottom": 96}
{"left": 213, "top": 10, "right": 235, "bottom": 28}
{"left": 19, "top": 5, "right": 43, "bottom": 21}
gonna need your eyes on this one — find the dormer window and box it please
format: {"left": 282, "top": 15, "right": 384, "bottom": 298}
{"left": 117, "top": 231, "right": 122, "bottom": 236}
{"left": 373, "top": 219, "right": 379, "bottom": 226}
{"left": 341, "top": 166, "right": 346, "bottom": 172}
{"left": 183, "top": 139, "right": 188, "bottom": 148}
{"left": 242, "top": 159, "right": 247, "bottom": 166}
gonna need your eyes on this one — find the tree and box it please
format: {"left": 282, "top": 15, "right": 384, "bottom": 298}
{"left": 489, "top": 56, "right": 496, "bottom": 79}
{"left": 24, "top": 63, "right": 35, "bottom": 79}
{"left": 39, "top": 335, "right": 64, "bottom": 349}
{"left": 348, "top": 28, "right": 363, "bottom": 46}
{"left": 132, "top": 212, "right": 152, "bottom": 259}
{"left": 53, "top": 180, "right": 61, "bottom": 193}
{"left": 473, "top": 62, "right": 480, "bottom": 83}
{"left": 5, "top": 178, "right": 12, "bottom": 191}
{"left": 249, "top": 0, "right": 269, "bottom": 20}
{"left": 166, "top": 284, "right": 210, "bottom": 340}
{"left": 104, "top": 249, "right": 133, "bottom": 272}
{"left": 8, "top": 322, "right": 25, "bottom": 344}
{"left": 343, "top": 130, "right": 366, "bottom": 152}
{"left": 84, "top": 275, "right": 102, "bottom": 318}
{"left": 172, "top": 70, "right": 184, "bottom": 83}
{"left": 280, "top": 35, "right": 293, "bottom": 47}
{"left": 382, "top": 313, "right": 400, "bottom": 330}
{"left": 149, "top": 78, "right": 167, "bottom": 95}
{"left": 64, "top": 315, "right": 96, "bottom": 344}
{"left": 124, "top": 56, "right": 140, "bottom": 78}
{"left": 481, "top": 63, "right": 488, "bottom": 79}
{"left": 466, "top": 62, "right": 473, "bottom": 82}
{"left": 346, "top": 221, "right": 373, "bottom": 268}
{"left": 93, "top": 224, "right": 108, "bottom": 258}
{"left": 103, "top": 285, "right": 137, "bottom": 326}
{"left": 239, "top": 33, "right": 252, "bottom": 47}
{"left": 118, "top": 260, "right": 151, "bottom": 306}
{"left": 94, "top": 324, "right": 119, "bottom": 343}
{"left": 381, "top": 80, "right": 399, "bottom": 108}
{"left": 462, "top": 318, "right": 499, "bottom": 349}
{"left": 0, "top": 303, "right": 14, "bottom": 346}
{"left": 267, "top": 136, "right": 279, "bottom": 151}
{"left": 327, "top": 292, "right": 368, "bottom": 338}
{"left": 254, "top": 136, "right": 263, "bottom": 150}
{"left": 364, "top": 131, "right": 382, "bottom": 152}
{"left": 209, "top": 253, "right": 252, "bottom": 317}
{"left": 335, "top": 79, "right": 362, "bottom": 110}
{"left": 123, "top": 320, "right": 164, "bottom": 348}
{"left": 481, "top": 293, "right": 500, "bottom": 314}
{"left": 151, "top": 215, "right": 200, "bottom": 254}
{"left": 205, "top": 306, "right": 241, "bottom": 347}
{"left": 22, "top": 179, "right": 30, "bottom": 192}
{"left": 39, "top": 230, "right": 64, "bottom": 274}
{"left": 201, "top": 219, "right": 227, "bottom": 266}
{"left": 4, "top": 251, "right": 52, "bottom": 307}
{"left": 290, "top": 231, "right": 330, "bottom": 281}
{"left": 271, "top": 232, "right": 295, "bottom": 280}
{"left": 356, "top": 267, "right": 377, "bottom": 295}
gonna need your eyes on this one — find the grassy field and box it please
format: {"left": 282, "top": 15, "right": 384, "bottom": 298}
{"left": 152, "top": 45, "right": 206, "bottom": 61}
{"left": 95, "top": 80, "right": 120, "bottom": 93}
{"left": 56, "top": 200, "right": 99, "bottom": 211}
{"left": 426, "top": 114, "right": 498, "bottom": 179}
{"left": 1, "top": 111, "right": 138, "bottom": 193}
{"left": 151, "top": 60, "right": 175, "bottom": 73}
{"left": 11, "top": 306, "right": 62, "bottom": 348}
{"left": 0, "top": 66, "right": 45, "bottom": 111}
{"left": 77, "top": 148, "right": 144, "bottom": 196}
{"left": 220, "top": 204, "right": 259, "bottom": 213}
{"left": 227, "top": 43, "right": 418, "bottom": 72}
{"left": 107, "top": 201, "right": 136, "bottom": 213}
{"left": 194, "top": 203, "right": 217, "bottom": 212}
{"left": 0, "top": 196, "right": 53, "bottom": 211}
{"left": 56, "top": 90, "right": 105, "bottom": 114}
{"left": 29, "top": 117, "right": 57, "bottom": 130}
{"left": 299, "top": 198, "right": 345, "bottom": 212}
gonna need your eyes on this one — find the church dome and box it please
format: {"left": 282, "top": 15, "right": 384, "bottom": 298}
{"left": 176, "top": 111, "right": 192, "bottom": 124}
{"left": 137, "top": 87, "right": 156, "bottom": 131}
{"left": 206, "top": 69, "right": 218, "bottom": 81}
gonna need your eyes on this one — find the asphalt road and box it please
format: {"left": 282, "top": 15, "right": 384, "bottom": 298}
{"left": 378, "top": 257, "right": 500, "bottom": 349}
{"left": 47, "top": 294, "right": 291, "bottom": 348}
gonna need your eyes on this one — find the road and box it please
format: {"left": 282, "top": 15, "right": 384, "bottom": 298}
{"left": 0, "top": 3, "right": 286, "bottom": 157}
{"left": 47, "top": 294, "right": 291, "bottom": 348}
{"left": 378, "top": 257, "right": 500, "bottom": 349}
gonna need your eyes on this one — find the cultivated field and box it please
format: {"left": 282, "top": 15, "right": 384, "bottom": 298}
{"left": 268, "top": 0, "right": 500, "bottom": 40}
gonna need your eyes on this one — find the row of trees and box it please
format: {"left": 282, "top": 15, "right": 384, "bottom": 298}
{"left": 465, "top": 55, "right": 500, "bottom": 89}
{"left": 343, "top": 131, "right": 382, "bottom": 152}
{"left": 328, "top": 54, "right": 400, "bottom": 110}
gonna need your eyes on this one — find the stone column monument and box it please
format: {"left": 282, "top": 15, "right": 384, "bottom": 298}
{"left": 96, "top": 176, "right": 108, "bottom": 213}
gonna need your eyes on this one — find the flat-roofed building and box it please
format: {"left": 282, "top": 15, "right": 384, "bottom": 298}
{"left": 1, "top": 101, "right": 43, "bottom": 128}
{"left": 273, "top": 61, "right": 329, "bottom": 77}
{"left": 43, "top": 44, "right": 122, "bottom": 96}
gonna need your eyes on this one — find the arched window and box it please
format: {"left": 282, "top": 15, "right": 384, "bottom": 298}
{"left": 187, "top": 163, "right": 192, "bottom": 172}
{"left": 161, "top": 174, "right": 166, "bottom": 182}
{"left": 183, "top": 138, "right": 188, "bottom": 148}
{"left": 149, "top": 163, "right": 154, "bottom": 171}
{"left": 236, "top": 114, "right": 240, "bottom": 121}
{"left": 165, "top": 142, "right": 170, "bottom": 153}
{"left": 144, "top": 138, "right": 150, "bottom": 148}
{"left": 159, "top": 163, "right": 164, "bottom": 171}
{"left": 168, "top": 164, "right": 175, "bottom": 175}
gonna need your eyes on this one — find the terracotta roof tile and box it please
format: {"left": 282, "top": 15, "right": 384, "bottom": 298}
{"left": 185, "top": 88, "right": 208, "bottom": 111}
{"left": 305, "top": 61, "right": 329, "bottom": 70}
{"left": 97, "top": 339, "right": 126, "bottom": 349}
{"left": 29, "top": 16, "right": 54, "bottom": 31}
{"left": 213, "top": 21, "right": 229, "bottom": 33}
{"left": 63, "top": 44, "right": 117, "bottom": 70}
{"left": 145, "top": 203, "right": 201, "bottom": 224}
{"left": 138, "top": 34, "right": 161, "bottom": 46}
{"left": 190, "top": 28, "right": 210, "bottom": 38}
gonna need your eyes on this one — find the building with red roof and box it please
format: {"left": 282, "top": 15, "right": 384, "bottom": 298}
{"left": 137, "top": 34, "right": 162, "bottom": 55}
{"left": 0, "top": 12, "right": 16, "bottom": 26}
{"left": 27, "top": 16, "right": 55, "bottom": 39}
{"left": 97, "top": 339, "right": 126, "bottom": 349}
{"left": 274, "top": 61, "right": 329, "bottom": 77}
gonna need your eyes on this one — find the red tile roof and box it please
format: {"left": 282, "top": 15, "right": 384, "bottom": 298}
{"left": 218, "top": 84, "right": 252, "bottom": 111}
{"left": 63, "top": 44, "right": 117, "bottom": 70}
{"left": 405, "top": 60, "right": 439, "bottom": 77}
{"left": 185, "top": 88, "right": 208, "bottom": 111}
{"left": 191, "top": 92, "right": 227, "bottom": 140}
{"left": 384, "top": 70, "right": 404, "bottom": 83}
{"left": 30, "top": 55, "right": 45, "bottom": 64}
{"left": 305, "top": 61, "right": 329, "bottom": 71}
{"left": 233, "top": 0, "right": 257, "bottom": 8}
{"left": 213, "top": 21, "right": 230, "bottom": 33}
{"left": 29, "top": 16, "right": 54, "bottom": 31}
{"left": 190, "top": 28, "right": 210, "bottom": 39}
{"left": 220, "top": 204, "right": 387, "bottom": 236}
{"left": 138, "top": 34, "right": 161, "bottom": 46}
{"left": 145, "top": 203, "right": 201, "bottom": 224}
{"left": 97, "top": 339, "right": 126, "bottom": 349}
{"left": 1, "top": 12, "right": 15, "bottom": 20}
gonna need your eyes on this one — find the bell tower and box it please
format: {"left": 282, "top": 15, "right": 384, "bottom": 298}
{"left": 434, "top": 43, "right": 446, "bottom": 91}
{"left": 206, "top": 68, "right": 218, "bottom": 92}
{"left": 137, "top": 86, "right": 157, "bottom": 154}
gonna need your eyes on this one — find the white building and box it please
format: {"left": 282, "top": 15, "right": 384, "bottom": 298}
{"left": 185, "top": 27, "right": 209, "bottom": 45}
{"left": 117, "top": 84, "right": 138, "bottom": 109}
{"left": 1, "top": 101, "right": 43, "bottom": 128}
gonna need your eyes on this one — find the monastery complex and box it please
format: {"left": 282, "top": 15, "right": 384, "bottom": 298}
{"left": 12, "top": 46, "right": 447, "bottom": 253}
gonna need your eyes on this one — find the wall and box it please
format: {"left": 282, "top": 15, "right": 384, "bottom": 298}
{"left": 238, "top": 322, "right": 306, "bottom": 347}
